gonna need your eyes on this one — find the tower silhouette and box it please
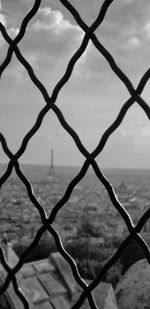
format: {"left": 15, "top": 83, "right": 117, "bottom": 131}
{"left": 48, "top": 148, "right": 55, "bottom": 178}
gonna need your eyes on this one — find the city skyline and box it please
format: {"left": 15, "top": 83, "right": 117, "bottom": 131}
{"left": 0, "top": 0, "right": 150, "bottom": 169}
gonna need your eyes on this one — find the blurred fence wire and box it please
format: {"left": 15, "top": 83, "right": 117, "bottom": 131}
{"left": 0, "top": 0, "right": 150, "bottom": 308}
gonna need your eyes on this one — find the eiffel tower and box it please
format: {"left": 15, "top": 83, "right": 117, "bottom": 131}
{"left": 48, "top": 148, "right": 55, "bottom": 179}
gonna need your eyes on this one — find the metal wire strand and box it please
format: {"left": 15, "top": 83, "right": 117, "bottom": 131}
{"left": 59, "top": 0, "right": 150, "bottom": 119}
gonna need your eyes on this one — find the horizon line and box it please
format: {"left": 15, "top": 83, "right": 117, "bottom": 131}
{"left": 0, "top": 162, "right": 150, "bottom": 171}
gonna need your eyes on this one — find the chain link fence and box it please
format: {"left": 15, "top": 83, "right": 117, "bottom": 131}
{"left": 0, "top": 0, "right": 150, "bottom": 308}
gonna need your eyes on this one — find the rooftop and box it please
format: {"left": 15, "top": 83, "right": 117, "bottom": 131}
{"left": 0, "top": 250, "right": 76, "bottom": 309}
{"left": 0, "top": 242, "right": 118, "bottom": 308}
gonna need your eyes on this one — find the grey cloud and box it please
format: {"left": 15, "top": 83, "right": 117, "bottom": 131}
{"left": 18, "top": 6, "right": 83, "bottom": 62}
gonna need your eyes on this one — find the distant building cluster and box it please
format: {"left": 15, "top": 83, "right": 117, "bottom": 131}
{"left": 0, "top": 163, "right": 150, "bottom": 308}
{"left": 0, "top": 168, "right": 150, "bottom": 246}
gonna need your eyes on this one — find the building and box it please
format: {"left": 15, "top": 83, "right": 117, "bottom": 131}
{"left": 0, "top": 242, "right": 118, "bottom": 308}
{"left": 0, "top": 244, "right": 76, "bottom": 309}
{"left": 48, "top": 149, "right": 56, "bottom": 180}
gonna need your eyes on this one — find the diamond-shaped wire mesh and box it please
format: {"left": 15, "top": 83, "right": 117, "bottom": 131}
{"left": 0, "top": 0, "right": 150, "bottom": 308}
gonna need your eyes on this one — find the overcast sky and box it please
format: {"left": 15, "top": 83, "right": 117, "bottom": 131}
{"left": 0, "top": 0, "right": 150, "bottom": 168}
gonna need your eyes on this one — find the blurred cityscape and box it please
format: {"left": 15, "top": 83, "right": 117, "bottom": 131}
{"left": 1, "top": 160, "right": 150, "bottom": 308}
{"left": 0, "top": 161, "right": 150, "bottom": 266}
